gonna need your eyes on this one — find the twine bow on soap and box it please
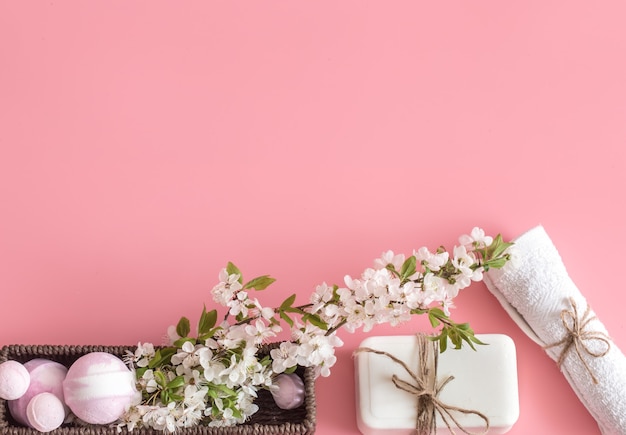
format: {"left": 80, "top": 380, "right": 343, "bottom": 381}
{"left": 355, "top": 334, "right": 489, "bottom": 435}
{"left": 544, "top": 297, "right": 611, "bottom": 385}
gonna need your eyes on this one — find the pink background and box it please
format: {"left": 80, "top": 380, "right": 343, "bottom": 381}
{"left": 2, "top": 2, "right": 626, "bottom": 434}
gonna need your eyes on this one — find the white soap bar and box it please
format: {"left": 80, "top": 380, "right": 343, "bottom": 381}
{"left": 355, "top": 334, "right": 519, "bottom": 435}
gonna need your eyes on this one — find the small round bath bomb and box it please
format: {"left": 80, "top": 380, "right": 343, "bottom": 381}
{"left": 8, "top": 359, "right": 68, "bottom": 427}
{"left": 62, "top": 352, "right": 138, "bottom": 425}
{"left": 0, "top": 360, "right": 30, "bottom": 400}
{"left": 26, "top": 392, "right": 66, "bottom": 432}
{"left": 270, "top": 373, "right": 306, "bottom": 410}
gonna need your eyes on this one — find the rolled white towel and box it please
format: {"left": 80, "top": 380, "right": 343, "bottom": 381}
{"left": 484, "top": 225, "right": 626, "bottom": 435}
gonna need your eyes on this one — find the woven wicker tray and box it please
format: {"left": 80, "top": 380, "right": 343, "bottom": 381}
{"left": 0, "top": 344, "right": 317, "bottom": 435}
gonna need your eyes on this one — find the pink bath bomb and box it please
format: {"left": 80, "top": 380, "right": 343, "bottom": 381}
{"left": 0, "top": 360, "right": 30, "bottom": 400}
{"left": 62, "top": 352, "right": 138, "bottom": 425}
{"left": 26, "top": 392, "right": 66, "bottom": 432}
{"left": 270, "top": 373, "right": 306, "bottom": 410}
{"left": 8, "top": 359, "right": 68, "bottom": 427}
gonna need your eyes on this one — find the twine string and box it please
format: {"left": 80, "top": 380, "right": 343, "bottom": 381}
{"left": 544, "top": 297, "right": 611, "bottom": 385}
{"left": 356, "top": 334, "right": 489, "bottom": 435}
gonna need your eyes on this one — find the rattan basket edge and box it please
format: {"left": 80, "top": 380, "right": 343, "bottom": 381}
{"left": 0, "top": 344, "right": 316, "bottom": 435}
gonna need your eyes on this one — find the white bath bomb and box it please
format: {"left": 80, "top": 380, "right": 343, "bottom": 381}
{"left": 62, "top": 352, "right": 139, "bottom": 424}
{"left": 7, "top": 359, "right": 68, "bottom": 427}
{"left": 0, "top": 360, "right": 30, "bottom": 400}
{"left": 26, "top": 392, "right": 66, "bottom": 432}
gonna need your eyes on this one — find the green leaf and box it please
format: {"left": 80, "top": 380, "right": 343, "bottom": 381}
{"left": 268, "top": 317, "right": 280, "bottom": 326}
{"left": 455, "top": 329, "right": 474, "bottom": 350}
{"left": 148, "top": 349, "right": 163, "bottom": 369}
{"left": 400, "top": 256, "right": 417, "bottom": 279}
{"left": 302, "top": 313, "right": 328, "bottom": 330}
{"left": 280, "top": 310, "right": 294, "bottom": 327}
{"left": 411, "top": 308, "right": 428, "bottom": 316}
{"left": 230, "top": 407, "right": 243, "bottom": 419}
{"left": 176, "top": 316, "right": 191, "bottom": 338}
{"left": 168, "top": 392, "right": 184, "bottom": 402}
{"left": 331, "top": 284, "right": 340, "bottom": 301}
{"left": 485, "top": 256, "right": 510, "bottom": 270}
{"left": 428, "top": 312, "right": 440, "bottom": 328}
{"left": 154, "top": 370, "right": 167, "bottom": 388}
{"left": 198, "top": 327, "right": 221, "bottom": 343}
{"left": 148, "top": 347, "right": 177, "bottom": 368}
{"left": 226, "top": 262, "right": 242, "bottom": 283}
{"left": 439, "top": 332, "right": 448, "bottom": 353}
{"left": 462, "top": 334, "right": 477, "bottom": 351}
{"left": 449, "top": 329, "right": 462, "bottom": 349}
{"left": 456, "top": 322, "right": 470, "bottom": 331}
{"left": 215, "top": 384, "right": 237, "bottom": 396}
{"left": 258, "top": 355, "right": 271, "bottom": 366}
{"left": 280, "top": 294, "right": 297, "bottom": 311}
{"left": 198, "top": 306, "right": 218, "bottom": 336}
{"left": 283, "top": 365, "right": 298, "bottom": 374}
{"left": 485, "top": 235, "right": 514, "bottom": 260}
{"left": 284, "top": 306, "right": 305, "bottom": 314}
{"left": 243, "top": 275, "right": 276, "bottom": 291}
{"left": 166, "top": 376, "right": 186, "bottom": 390}
{"left": 469, "top": 334, "right": 487, "bottom": 345}
{"left": 173, "top": 337, "right": 197, "bottom": 348}
{"left": 385, "top": 263, "right": 401, "bottom": 279}
{"left": 429, "top": 307, "right": 446, "bottom": 319}
{"left": 134, "top": 366, "right": 148, "bottom": 379}
{"left": 463, "top": 332, "right": 487, "bottom": 350}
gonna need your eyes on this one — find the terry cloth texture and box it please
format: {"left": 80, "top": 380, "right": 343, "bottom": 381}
{"left": 484, "top": 225, "right": 626, "bottom": 435}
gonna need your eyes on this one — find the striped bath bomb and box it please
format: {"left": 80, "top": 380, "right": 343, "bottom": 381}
{"left": 62, "top": 352, "right": 139, "bottom": 425}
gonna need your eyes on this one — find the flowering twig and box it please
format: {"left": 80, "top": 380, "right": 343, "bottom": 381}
{"left": 119, "top": 227, "right": 512, "bottom": 432}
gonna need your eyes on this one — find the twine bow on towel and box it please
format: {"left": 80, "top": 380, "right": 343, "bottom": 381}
{"left": 544, "top": 297, "right": 611, "bottom": 385}
{"left": 355, "top": 334, "right": 489, "bottom": 435}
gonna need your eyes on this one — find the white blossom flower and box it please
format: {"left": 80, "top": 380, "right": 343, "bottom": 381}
{"left": 220, "top": 324, "right": 250, "bottom": 349}
{"left": 399, "top": 281, "right": 422, "bottom": 310}
{"left": 310, "top": 282, "right": 334, "bottom": 311}
{"left": 201, "top": 357, "right": 227, "bottom": 384}
{"left": 452, "top": 245, "right": 483, "bottom": 283}
{"left": 142, "top": 403, "right": 177, "bottom": 432}
{"left": 178, "top": 404, "right": 204, "bottom": 428}
{"left": 342, "top": 301, "right": 367, "bottom": 332}
{"left": 387, "top": 303, "right": 412, "bottom": 326}
{"left": 171, "top": 341, "right": 200, "bottom": 368}
{"left": 236, "top": 393, "right": 259, "bottom": 419}
{"left": 459, "top": 227, "right": 493, "bottom": 249}
{"left": 166, "top": 325, "right": 181, "bottom": 345}
{"left": 246, "top": 298, "right": 275, "bottom": 320}
{"left": 444, "top": 280, "right": 463, "bottom": 300}
{"left": 140, "top": 369, "right": 159, "bottom": 393}
{"left": 373, "top": 250, "right": 406, "bottom": 271}
{"left": 124, "top": 342, "right": 155, "bottom": 368}
{"left": 226, "top": 289, "right": 250, "bottom": 317}
{"left": 244, "top": 318, "right": 279, "bottom": 344}
{"left": 179, "top": 368, "right": 205, "bottom": 389}
{"left": 421, "top": 273, "right": 447, "bottom": 305}
{"left": 212, "top": 270, "right": 243, "bottom": 306}
{"left": 452, "top": 245, "right": 475, "bottom": 276}
{"left": 117, "top": 405, "right": 144, "bottom": 432}
{"left": 441, "top": 295, "right": 456, "bottom": 316}
{"left": 414, "top": 247, "right": 449, "bottom": 272}
{"left": 296, "top": 331, "right": 342, "bottom": 377}
{"left": 270, "top": 341, "right": 299, "bottom": 374}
